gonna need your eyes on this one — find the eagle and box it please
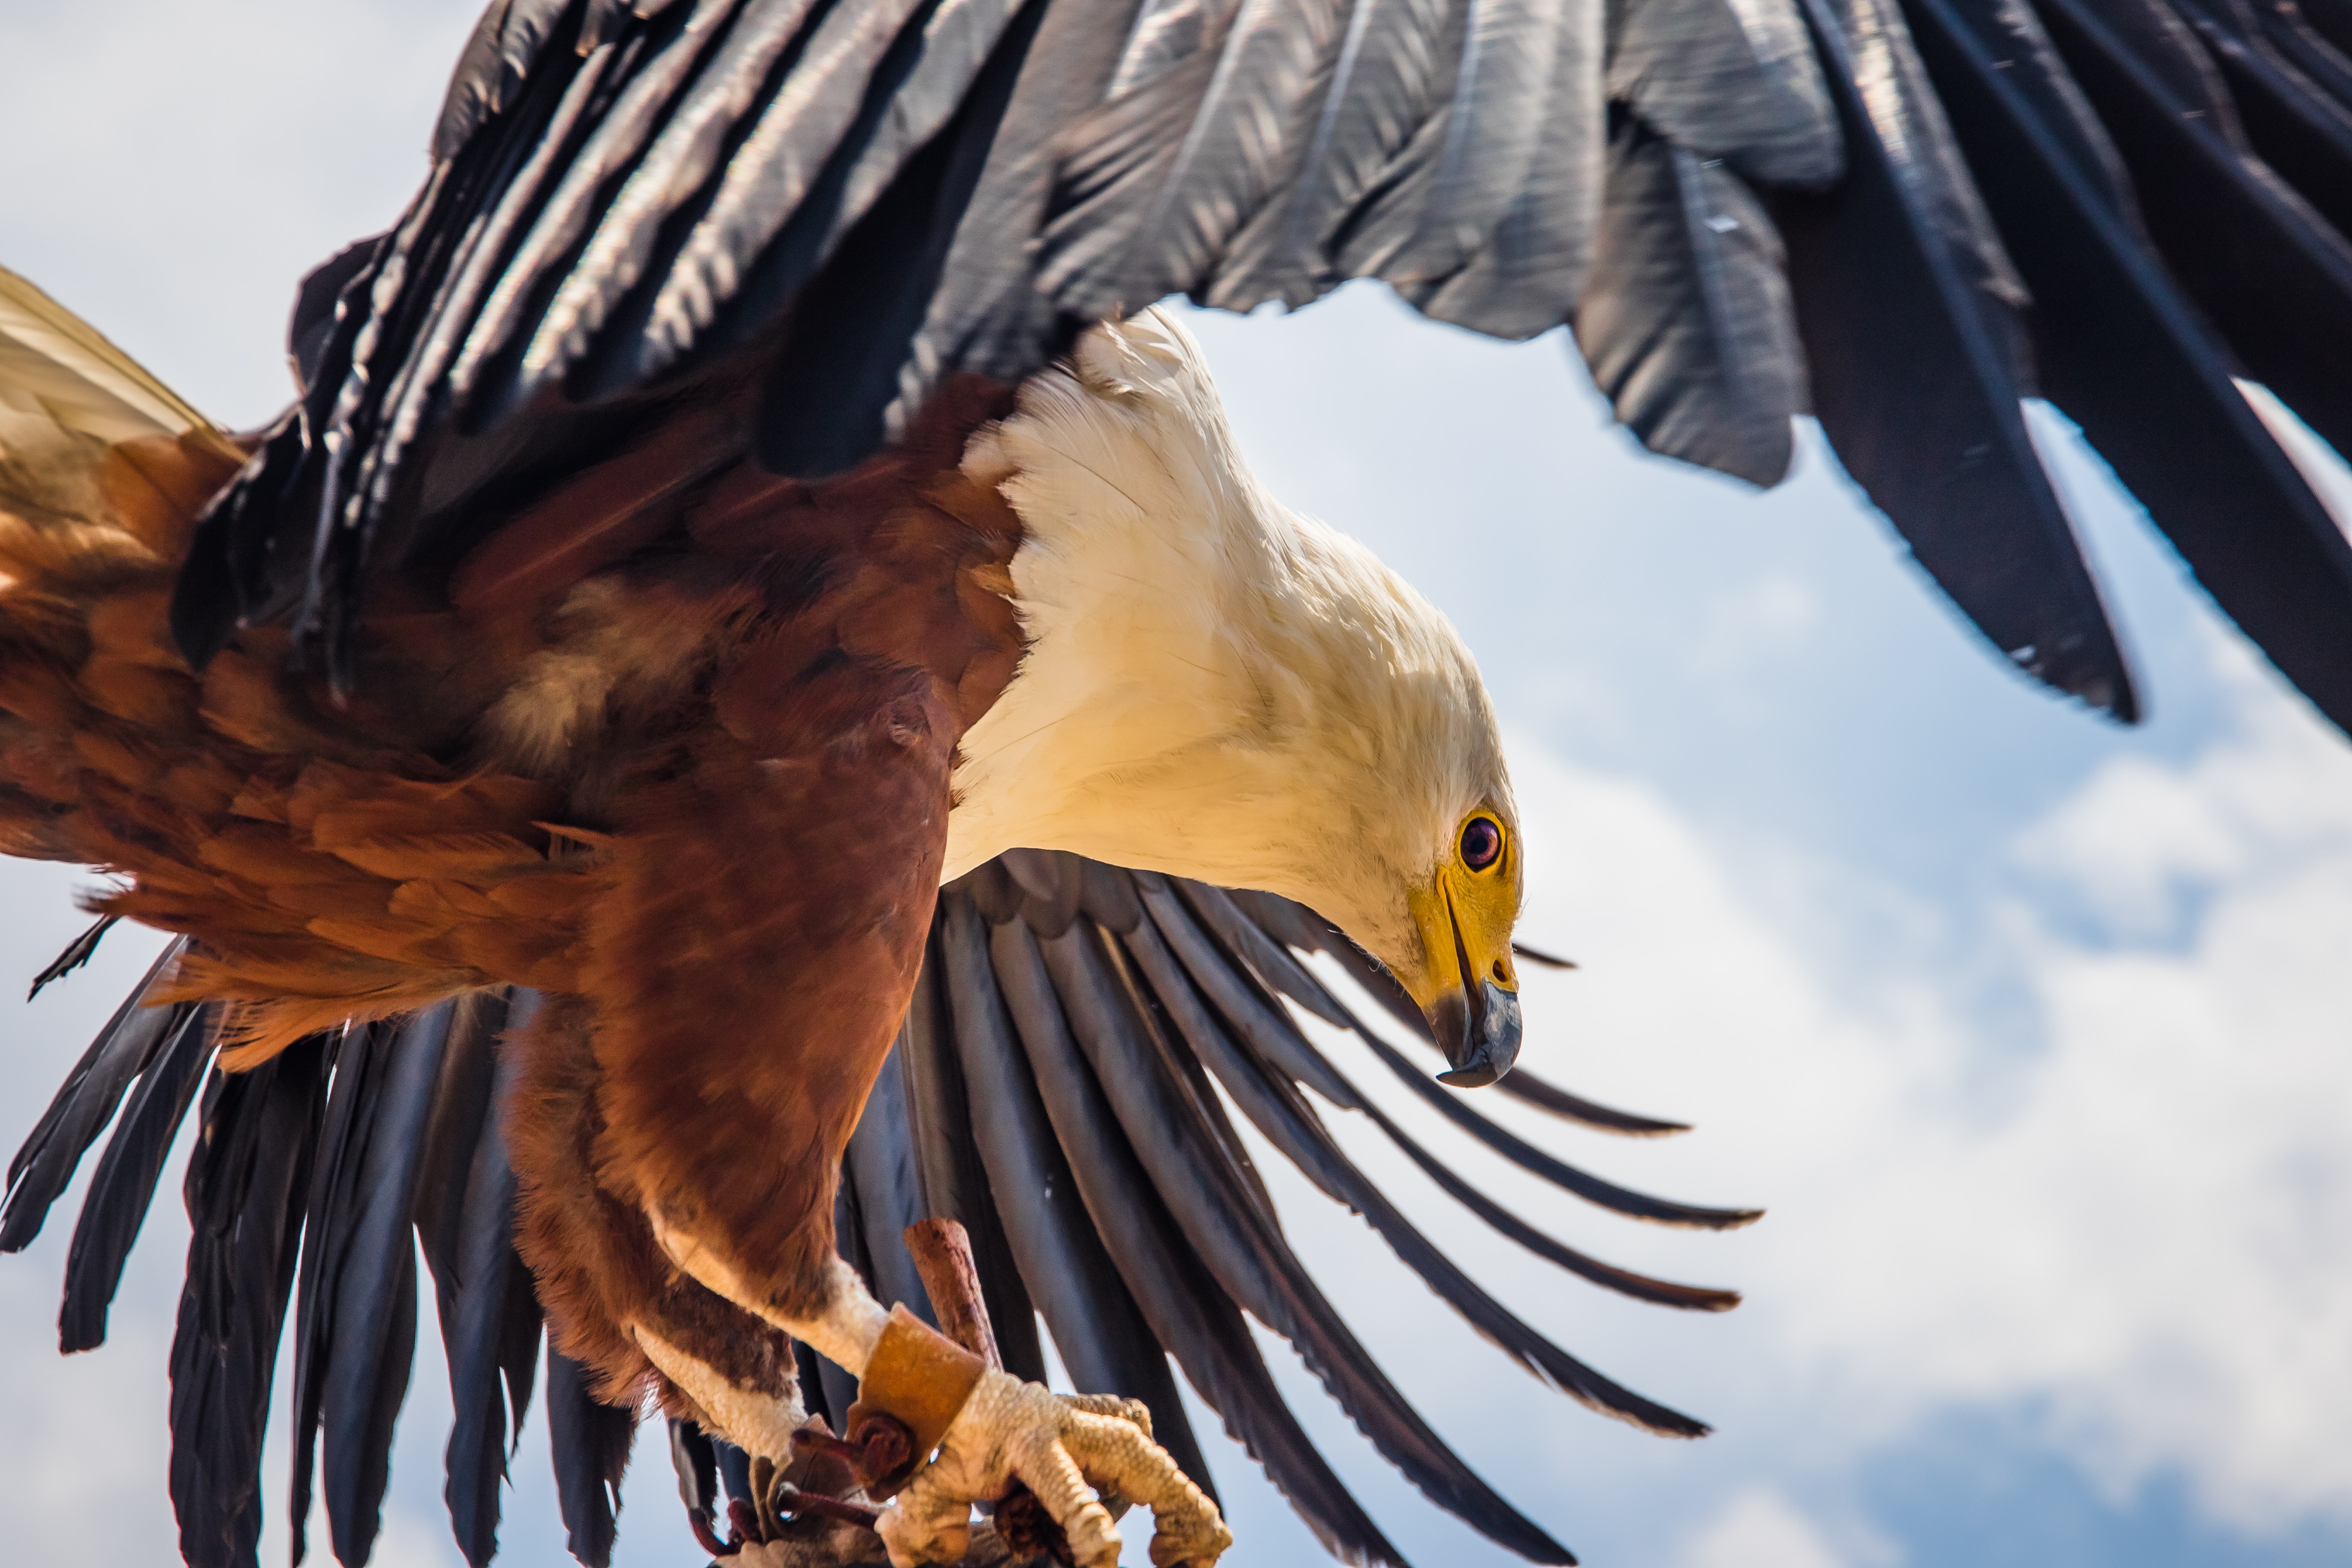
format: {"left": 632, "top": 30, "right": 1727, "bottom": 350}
{"left": 3, "top": 0, "right": 2350, "bottom": 1566}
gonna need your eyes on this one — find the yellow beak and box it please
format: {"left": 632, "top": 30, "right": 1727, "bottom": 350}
{"left": 1401, "top": 872, "right": 1522, "bottom": 1088}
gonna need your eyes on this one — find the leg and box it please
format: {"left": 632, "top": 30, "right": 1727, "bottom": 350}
{"left": 582, "top": 672, "right": 956, "bottom": 1329}
{"left": 575, "top": 672, "right": 1226, "bottom": 1565}
{"left": 507, "top": 992, "right": 806, "bottom": 1460}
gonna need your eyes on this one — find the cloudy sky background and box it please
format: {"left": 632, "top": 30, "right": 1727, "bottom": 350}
{"left": 5, "top": 4, "right": 2352, "bottom": 1567}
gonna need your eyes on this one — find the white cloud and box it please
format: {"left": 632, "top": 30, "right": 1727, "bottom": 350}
{"left": 1467, "top": 631, "right": 2352, "bottom": 1536}
{"left": 1688, "top": 573, "right": 1820, "bottom": 679}
{"left": 2008, "top": 632, "right": 2352, "bottom": 944}
{"left": 1675, "top": 1488, "right": 1852, "bottom": 1568}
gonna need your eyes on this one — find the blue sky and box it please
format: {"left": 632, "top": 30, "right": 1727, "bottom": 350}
{"left": 4, "top": 5, "right": 2351, "bottom": 1567}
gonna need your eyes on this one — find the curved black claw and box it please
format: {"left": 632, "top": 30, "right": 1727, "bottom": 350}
{"left": 688, "top": 1504, "right": 737, "bottom": 1558}
{"left": 774, "top": 1482, "right": 882, "bottom": 1530}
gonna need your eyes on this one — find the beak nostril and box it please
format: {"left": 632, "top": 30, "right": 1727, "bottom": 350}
{"left": 1493, "top": 960, "right": 1510, "bottom": 984}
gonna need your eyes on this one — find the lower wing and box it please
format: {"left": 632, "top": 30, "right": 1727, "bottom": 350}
{"left": 1, "top": 854, "right": 1755, "bottom": 1568}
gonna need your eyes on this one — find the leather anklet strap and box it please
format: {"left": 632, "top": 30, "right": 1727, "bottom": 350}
{"left": 848, "top": 1305, "right": 988, "bottom": 1469}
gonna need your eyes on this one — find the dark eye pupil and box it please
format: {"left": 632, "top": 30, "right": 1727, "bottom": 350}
{"left": 1460, "top": 818, "right": 1501, "bottom": 870}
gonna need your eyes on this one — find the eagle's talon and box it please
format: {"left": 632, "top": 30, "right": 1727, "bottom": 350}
{"left": 992, "top": 1485, "right": 1071, "bottom": 1564}
{"left": 792, "top": 1411, "right": 918, "bottom": 1495}
{"left": 774, "top": 1481, "right": 884, "bottom": 1531}
{"left": 688, "top": 1504, "right": 738, "bottom": 1558}
{"left": 789, "top": 1425, "right": 863, "bottom": 1467}
{"left": 873, "top": 1373, "right": 1229, "bottom": 1568}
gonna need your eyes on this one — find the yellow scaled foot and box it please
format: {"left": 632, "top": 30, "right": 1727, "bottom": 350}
{"left": 877, "top": 1372, "right": 1230, "bottom": 1568}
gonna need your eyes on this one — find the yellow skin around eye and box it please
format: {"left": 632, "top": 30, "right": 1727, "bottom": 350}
{"left": 1397, "top": 810, "right": 1522, "bottom": 1020}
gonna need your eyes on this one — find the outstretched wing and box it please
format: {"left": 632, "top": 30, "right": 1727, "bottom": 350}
{"left": 2, "top": 854, "right": 1750, "bottom": 1568}
{"left": 179, "top": 0, "right": 2352, "bottom": 731}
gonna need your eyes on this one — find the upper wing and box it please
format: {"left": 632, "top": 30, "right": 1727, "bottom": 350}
{"left": 1, "top": 852, "right": 1751, "bottom": 1568}
{"left": 173, "top": 0, "right": 2352, "bottom": 731}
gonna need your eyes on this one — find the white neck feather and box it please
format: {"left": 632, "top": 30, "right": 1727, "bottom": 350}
{"left": 943, "top": 310, "right": 1503, "bottom": 965}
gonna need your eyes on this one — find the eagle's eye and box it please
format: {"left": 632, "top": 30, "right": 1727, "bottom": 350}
{"left": 1459, "top": 815, "right": 1503, "bottom": 872}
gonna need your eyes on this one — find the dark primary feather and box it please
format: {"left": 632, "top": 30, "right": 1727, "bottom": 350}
{"left": 1775, "top": 0, "right": 2140, "bottom": 719}
{"left": 1174, "top": 878, "right": 1354, "bottom": 1030}
{"left": 2, "top": 938, "right": 188, "bottom": 1253}
{"left": 1146, "top": 873, "right": 1745, "bottom": 1233}
{"left": 1121, "top": 879, "right": 1718, "bottom": 1436}
{"left": 1359, "top": 1096, "right": 1742, "bottom": 1310}
{"left": 1491, "top": 1069, "right": 1692, "bottom": 1135}
{"left": 1228, "top": 887, "right": 1694, "bottom": 1134}
{"left": 1903, "top": 0, "right": 2352, "bottom": 742}
{"left": 545, "top": 1346, "right": 635, "bottom": 1568}
{"left": 1348, "top": 1018, "right": 1762, "bottom": 1228}
{"left": 283, "top": 1025, "right": 368, "bottom": 1566}
{"left": 2029, "top": 0, "right": 2352, "bottom": 460}
{"left": 2174, "top": 0, "right": 2352, "bottom": 242}
{"left": 25, "top": 913, "right": 120, "bottom": 999}
{"left": 842, "top": 1029, "right": 949, "bottom": 1327}
{"left": 897, "top": 925, "right": 1051, "bottom": 1385}
{"left": 171, "top": 1030, "right": 331, "bottom": 1568}
{"left": 510, "top": 0, "right": 840, "bottom": 392}
{"left": 938, "top": 894, "right": 1219, "bottom": 1488}
{"left": 1142, "top": 872, "right": 1365, "bottom": 1109}
{"left": 1035, "top": 914, "right": 1574, "bottom": 1562}
{"left": 886, "top": 0, "right": 1146, "bottom": 405}
{"left": 436, "top": 0, "right": 595, "bottom": 160}
{"left": 667, "top": 1417, "right": 721, "bottom": 1519}
{"left": 439, "top": 0, "right": 726, "bottom": 413}
{"left": 982, "top": 899, "right": 1404, "bottom": 1565}
{"left": 2262, "top": 0, "right": 2352, "bottom": 118}
{"left": 57, "top": 999, "right": 212, "bottom": 1353}
{"left": 825, "top": 1169, "right": 880, "bottom": 1422}
{"left": 599, "top": 0, "right": 942, "bottom": 385}
{"left": 279, "top": 1011, "right": 460, "bottom": 1568}
{"left": 414, "top": 993, "right": 544, "bottom": 1568}
{"left": 318, "top": 1009, "right": 454, "bottom": 1568}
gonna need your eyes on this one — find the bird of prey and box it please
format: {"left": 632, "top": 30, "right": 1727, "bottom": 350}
{"left": 3, "top": 0, "right": 2351, "bottom": 1566}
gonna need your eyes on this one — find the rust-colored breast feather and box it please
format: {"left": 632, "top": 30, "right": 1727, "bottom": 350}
{"left": 0, "top": 378, "right": 1026, "bottom": 1084}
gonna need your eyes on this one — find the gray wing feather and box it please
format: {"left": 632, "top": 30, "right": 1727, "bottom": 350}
{"left": 1329, "top": 0, "right": 1580, "bottom": 284}
{"left": 1609, "top": 0, "right": 1844, "bottom": 183}
{"left": 1399, "top": 0, "right": 1607, "bottom": 338}
{"left": 1039, "top": 0, "right": 1359, "bottom": 317}
{"left": 1573, "top": 126, "right": 1807, "bottom": 484}
{"left": 1210, "top": 0, "right": 1463, "bottom": 306}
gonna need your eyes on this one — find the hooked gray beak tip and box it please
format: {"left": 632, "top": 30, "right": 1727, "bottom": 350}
{"left": 1433, "top": 979, "right": 1522, "bottom": 1089}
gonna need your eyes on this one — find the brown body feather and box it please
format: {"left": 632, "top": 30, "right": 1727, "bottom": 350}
{"left": 0, "top": 373, "right": 1026, "bottom": 1402}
